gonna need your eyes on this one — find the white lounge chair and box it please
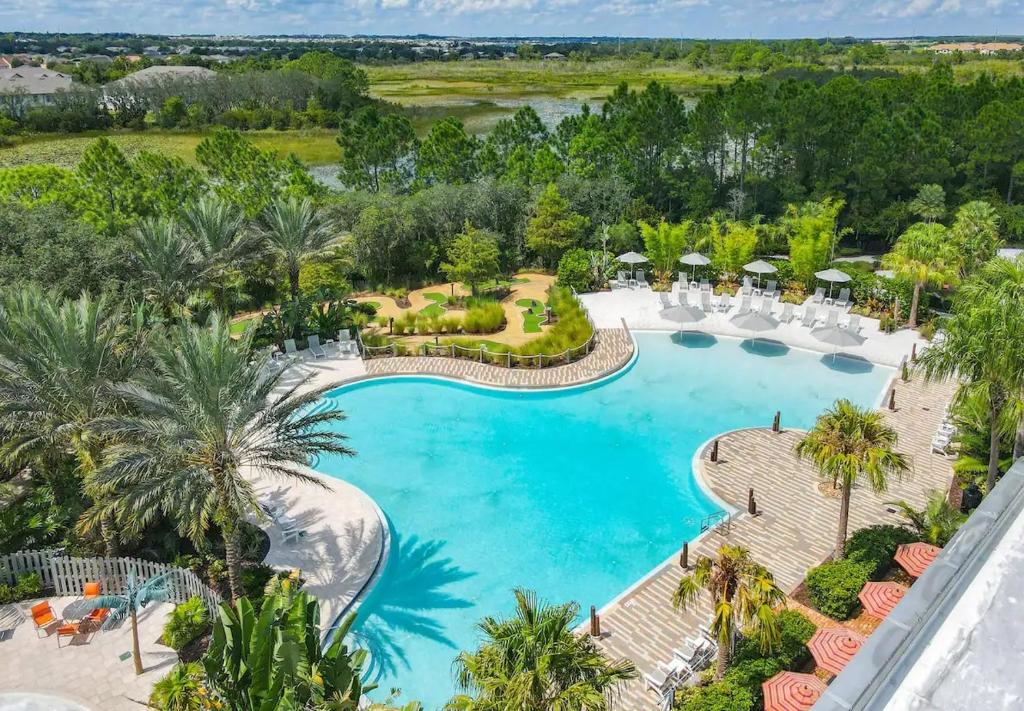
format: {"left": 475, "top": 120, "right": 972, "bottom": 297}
{"left": 700, "top": 290, "right": 713, "bottom": 313}
{"left": 283, "top": 339, "right": 300, "bottom": 361}
{"left": 823, "top": 309, "right": 839, "bottom": 328}
{"left": 801, "top": 305, "right": 817, "bottom": 327}
{"left": 716, "top": 293, "right": 731, "bottom": 312}
{"left": 736, "top": 295, "right": 752, "bottom": 315}
{"left": 812, "top": 287, "right": 826, "bottom": 304}
{"left": 780, "top": 302, "right": 795, "bottom": 323}
{"left": 700, "top": 279, "right": 711, "bottom": 292}
{"left": 644, "top": 657, "right": 690, "bottom": 698}
{"left": 835, "top": 287, "right": 851, "bottom": 308}
{"left": 308, "top": 334, "right": 327, "bottom": 359}
{"left": 277, "top": 515, "right": 306, "bottom": 544}
{"left": 660, "top": 292, "right": 673, "bottom": 308}
{"left": 932, "top": 434, "right": 952, "bottom": 455}
{"left": 844, "top": 314, "right": 862, "bottom": 333}
{"left": 615, "top": 271, "right": 628, "bottom": 289}
{"left": 740, "top": 277, "right": 753, "bottom": 297}
{"left": 762, "top": 280, "right": 778, "bottom": 299}
{"left": 337, "top": 329, "right": 357, "bottom": 356}
{"left": 758, "top": 298, "right": 773, "bottom": 316}
{"left": 635, "top": 270, "right": 649, "bottom": 288}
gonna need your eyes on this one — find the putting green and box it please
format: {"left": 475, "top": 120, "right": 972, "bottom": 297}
{"left": 516, "top": 298, "right": 547, "bottom": 333}
{"left": 419, "top": 293, "right": 448, "bottom": 317}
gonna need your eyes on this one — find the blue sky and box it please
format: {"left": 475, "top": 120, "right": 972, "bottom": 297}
{"left": 4, "top": 0, "right": 1022, "bottom": 39}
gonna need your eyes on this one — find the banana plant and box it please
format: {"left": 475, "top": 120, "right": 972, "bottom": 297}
{"left": 202, "top": 582, "right": 402, "bottom": 711}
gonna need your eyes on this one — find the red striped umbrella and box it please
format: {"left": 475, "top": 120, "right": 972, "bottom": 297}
{"left": 807, "top": 627, "right": 867, "bottom": 676}
{"left": 895, "top": 542, "right": 942, "bottom": 578}
{"left": 858, "top": 581, "right": 908, "bottom": 619}
{"left": 762, "top": 671, "right": 827, "bottom": 711}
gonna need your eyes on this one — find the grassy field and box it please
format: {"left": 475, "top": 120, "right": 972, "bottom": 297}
{"left": 0, "top": 129, "right": 340, "bottom": 169}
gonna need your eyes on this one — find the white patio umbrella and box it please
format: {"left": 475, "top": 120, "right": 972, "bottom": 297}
{"left": 661, "top": 303, "right": 707, "bottom": 325}
{"left": 812, "top": 324, "right": 866, "bottom": 362}
{"left": 679, "top": 252, "right": 711, "bottom": 283}
{"left": 730, "top": 309, "right": 779, "bottom": 334}
{"left": 814, "top": 268, "right": 852, "bottom": 299}
{"left": 743, "top": 259, "right": 777, "bottom": 289}
{"left": 617, "top": 251, "right": 649, "bottom": 282}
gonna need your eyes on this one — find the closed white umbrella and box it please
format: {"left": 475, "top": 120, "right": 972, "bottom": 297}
{"left": 743, "top": 260, "right": 777, "bottom": 289}
{"left": 679, "top": 252, "right": 711, "bottom": 283}
{"left": 618, "top": 251, "right": 649, "bottom": 282}
{"left": 814, "top": 268, "right": 852, "bottom": 298}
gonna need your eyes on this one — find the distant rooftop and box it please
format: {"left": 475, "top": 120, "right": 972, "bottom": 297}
{"left": 816, "top": 458, "right": 1024, "bottom": 710}
{"left": 108, "top": 64, "right": 217, "bottom": 86}
{"left": 0, "top": 65, "right": 72, "bottom": 95}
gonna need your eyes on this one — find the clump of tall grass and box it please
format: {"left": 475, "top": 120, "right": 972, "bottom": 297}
{"left": 461, "top": 302, "right": 506, "bottom": 334}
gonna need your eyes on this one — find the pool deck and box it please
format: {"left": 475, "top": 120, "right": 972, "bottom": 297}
{"left": 591, "top": 371, "right": 958, "bottom": 709}
{"left": 580, "top": 287, "right": 925, "bottom": 367}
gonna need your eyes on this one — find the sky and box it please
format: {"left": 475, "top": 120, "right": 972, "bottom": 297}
{"left": 3, "top": 0, "right": 1022, "bottom": 39}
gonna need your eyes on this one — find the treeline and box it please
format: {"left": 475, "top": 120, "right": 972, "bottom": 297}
{"left": 336, "top": 66, "right": 1024, "bottom": 241}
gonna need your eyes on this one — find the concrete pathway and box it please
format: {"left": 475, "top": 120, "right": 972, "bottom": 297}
{"left": 592, "top": 373, "right": 957, "bottom": 709}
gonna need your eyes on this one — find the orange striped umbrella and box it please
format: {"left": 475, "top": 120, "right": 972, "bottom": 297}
{"left": 762, "top": 671, "right": 827, "bottom": 711}
{"left": 858, "top": 581, "right": 908, "bottom": 619}
{"left": 807, "top": 627, "right": 867, "bottom": 676}
{"left": 895, "top": 542, "right": 942, "bottom": 578}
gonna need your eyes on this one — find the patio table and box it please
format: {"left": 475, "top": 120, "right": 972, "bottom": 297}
{"left": 62, "top": 598, "right": 96, "bottom": 623}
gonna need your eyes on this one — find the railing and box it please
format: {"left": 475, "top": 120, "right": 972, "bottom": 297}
{"left": 0, "top": 549, "right": 221, "bottom": 613}
{"left": 700, "top": 510, "right": 731, "bottom": 535}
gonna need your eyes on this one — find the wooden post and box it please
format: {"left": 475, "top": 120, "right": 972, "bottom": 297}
{"left": 772, "top": 411, "right": 781, "bottom": 433}
{"left": 888, "top": 388, "right": 896, "bottom": 411}
{"left": 748, "top": 488, "right": 757, "bottom": 515}
{"left": 901, "top": 362, "right": 909, "bottom": 382}
{"left": 911, "top": 343, "right": 917, "bottom": 362}
{"left": 388, "top": 317, "right": 394, "bottom": 335}
{"left": 590, "top": 605, "right": 601, "bottom": 637}
{"left": 710, "top": 439, "right": 719, "bottom": 463}
{"left": 680, "top": 542, "right": 689, "bottom": 569}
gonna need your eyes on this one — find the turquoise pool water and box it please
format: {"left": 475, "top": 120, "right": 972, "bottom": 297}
{"left": 313, "top": 332, "right": 892, "bottom": 709}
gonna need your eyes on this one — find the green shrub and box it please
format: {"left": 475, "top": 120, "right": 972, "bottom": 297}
{"left": 241, "top": 564, "right": 276, "bottom": 599}
{"left": 733, "top": 609, "right": 816, "bottom": 669}
{"left": 806, "top": 558, "right": 871, "bottom": 620}
{"left": 677, "top": 678, "right": 755, "bottom": 711}
{"left": 844, "top": 524, "right": 919, "bottom": 579}
{"left": 0, "top": 572, "right": 42, "bottom": 604}
{"left": 163, "top": 597, "right": 210, "bottom": 652}
{"left": 723, "top": 657, "right": 784, "bottom": 703}
{"left": 461, "top": 301, "right": 505, "bottom": 333}
{"left": 556, "top": 248, "right": 595, "bottom": 292}
{"left": 150, "top": 662, "right": 205, "bottom": 711}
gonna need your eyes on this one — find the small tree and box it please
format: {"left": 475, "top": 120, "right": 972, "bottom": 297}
{"left": 908, "top": 184, "right": 946, "bottom": 223}
{"left": 557, "top": 248, "right": 595, "bottom": 292}
{"left": 883, "top": 222, "right": 960, "bottom": 328}
{"left": 84, "top": 570, "right": 172, "bottom": 675}
{"left": 711, "top": 219, "right": 758, "bottom": 280}
{"left": 672, "top": 545, "right": 785, "bottom": 680}
{"left": 639, "top": 219, "right": 694, "bottom": 283}
{"left": 441, "top": 221, "right": 501, "bottom": 295}
{"left": 525, "top": 183, "right": 589, "bottom": 268}
{"left": 783, "top": 197, "right": 848, "bottom": 289}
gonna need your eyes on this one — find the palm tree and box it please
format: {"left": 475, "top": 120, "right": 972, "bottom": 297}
{"left": 883, "top": 222, "right": 959, "bottom": 328}
{"left": 0, "top": 289, "right": 143, "bottom": 555}
{"left": 448, "top": 588, "right": 636, "bottom": 710}
{"left": 257, "top": 196, "right": 338, "bottom": 338}
{"left": 908, "top": 183, "right": 946, "bottom": 224}
{"left": 83, "top": 569, "right": 172, "bottom": 675}
{"left": 918, "top": 259, "right": 1024, "bottom": 490}
{"left": 129, "top": 216, "right": 200, "bottom": 321}
{"left": 795, "top": 399, "right": 908, "bottom": 557}
{"left": 951, "top": 200, "right": 1003, "bottom": 276}
{"left": 888, "top": 490, "right": 966, "bottom": 547}
{"left": 181, "top": 195, "right": 252, "bottom": 315}
{"left": 671, "top": 545, "right": 785, "bottom": 680}
{"left": 95, "top": 314, "right": 353, "bottom": 600}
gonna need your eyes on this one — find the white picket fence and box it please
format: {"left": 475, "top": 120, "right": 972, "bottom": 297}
{"left": 0, "top": 549, "right": 221, "bottom": 612}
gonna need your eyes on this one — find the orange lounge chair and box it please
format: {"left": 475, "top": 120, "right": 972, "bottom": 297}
{"left": 85, "top": 607, "right": 110, "bottom": 627}
{"left": 57, "top": 622, "right": 84, "bottom": 647}
{"left": 83, "top": 581, "right": 100, "bottom": 599}
{"left": 31, "top": 601, "right": 58, "bottom": 636}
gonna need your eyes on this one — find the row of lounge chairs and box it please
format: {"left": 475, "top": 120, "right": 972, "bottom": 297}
{"left": 932, "top": 405, "right": 958, "bottom": 455}
{"left": 665, "top": 290, "right": 862, "bottom": 333}
{"left": 737, "top": 277, "right": 780, "bottom": 300}
{"left": 261, "top": 500, "right": 306, "bottom": 544}
{"left": 270, "top": 330, "right": 358, "bottom": 368}
{"left": 613, "top": 271, "right": 649, "bottom": 289}
{"left": 644, "top": 628, "right": 718, "bottom": 709}
{"left": 812, "top": 286, "right": 851, "bottom": 309}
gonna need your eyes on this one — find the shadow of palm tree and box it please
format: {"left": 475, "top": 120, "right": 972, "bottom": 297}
{"left": 353, "top": 532, "right": 475, "bottom": 683}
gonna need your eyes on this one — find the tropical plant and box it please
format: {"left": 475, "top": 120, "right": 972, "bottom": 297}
{"left": 672, "top": 545, "right": 785, "bottom": 680}
{"left": 84, "top": 570, "right": 172, "bottom": 674}
{"left": 181, "top": 195, "right": 252, "bottom": 315}
{"left": 882, "top": 222, "right": 960, "bottom": 327}
{"left": 94, "top": 314, "right": 352, "bottom": 600}
{"left": 918, "top": 258, "right": 1024, "bottom": 492}
{"left": 795, "top": 399, "right": 909, "bottom": 557}
{"left": 782, "top": 197, "right": 849, "bottom": 288}
{"left": 710, "top": 218, "right": 758, "bottom": 280}
{"left": 448, "top": 588, "right": 636, "bottom": 710}
{"left": 951, "top": 200, "right": 1003, "bottom": 276}
{"left": 908, "top": 184, "right": 946, "bottom": 223}
{"left": 163, "top": 596, "right": 211, "bottom": 652}
{"left": 639, "top": 219, "right": 694, "bottom": 283}
{"left": 203, "top": 582, "right": 379, "bottom": 710}
{"left": 257, "top": 196, "right": 338, "bottom": 337}
{"left": 150, "top": 662, "right": 207, "bottom": 711}
{"left": 888, "top": 490, "right": 966, "bottom": 547}
{"left": 0, "top": 289, "right": 144, "bottom": 555}
{"left": 129, "top": 216, "right": 200, "bottom": 321}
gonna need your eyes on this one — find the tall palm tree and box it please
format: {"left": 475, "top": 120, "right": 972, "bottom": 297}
{"left": 129, "top": 216, "right": 200, "bottom": 321}
{"left": 0, "top": 289, "right": 143, "bottom": 555}
{"left": 256, "top": 196, "right": 338, "bottom": 338}
{"left": 951, "top": 200, "right": 1003, "bottom": 276}
{"left": 94, "top": 314, "right": 353, "bottom": 600}
{"left": 448, "top": 588, "right": 636, "bottom": 710}
{"left": 181, "top": 195, "right": 252, "bottom": 315}
{"left": 918, "top": 258, "right": 1024, "bottom": 489}
{"left": 795, "top": 399, "right": 908, "bottom": 557}
{"left": 882, "top": 222, "right": 960, "bottom": 328}
{"left": 672, "top": 545, "right": 784, "bottom": 680}
{"left": 83, "top": 569, "right": 171, "bottom": 675}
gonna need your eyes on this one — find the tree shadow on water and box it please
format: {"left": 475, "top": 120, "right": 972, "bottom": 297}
{"left": 353, "top": 532, "right": 476, "bottom": 684}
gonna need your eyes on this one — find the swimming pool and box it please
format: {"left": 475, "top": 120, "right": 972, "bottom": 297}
{"left": 312, "top": 332, "right": 892, "bottom": 709}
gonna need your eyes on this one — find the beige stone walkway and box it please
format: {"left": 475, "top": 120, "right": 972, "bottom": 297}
{"left": 594, "top": 373, "right": 957, "bottom": 709}
{"left": 364, "top": 327, "right": 634, "bottom": 388}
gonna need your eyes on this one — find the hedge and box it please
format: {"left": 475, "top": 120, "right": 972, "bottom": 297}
{"left": 677, "top": 678, "right": 755, "bottom": 711}
{"left": 806, "top": 558, "right": 872, "bottom": 620}
{"left": 844, "top": 524, "right": 919, "bottom": 580}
